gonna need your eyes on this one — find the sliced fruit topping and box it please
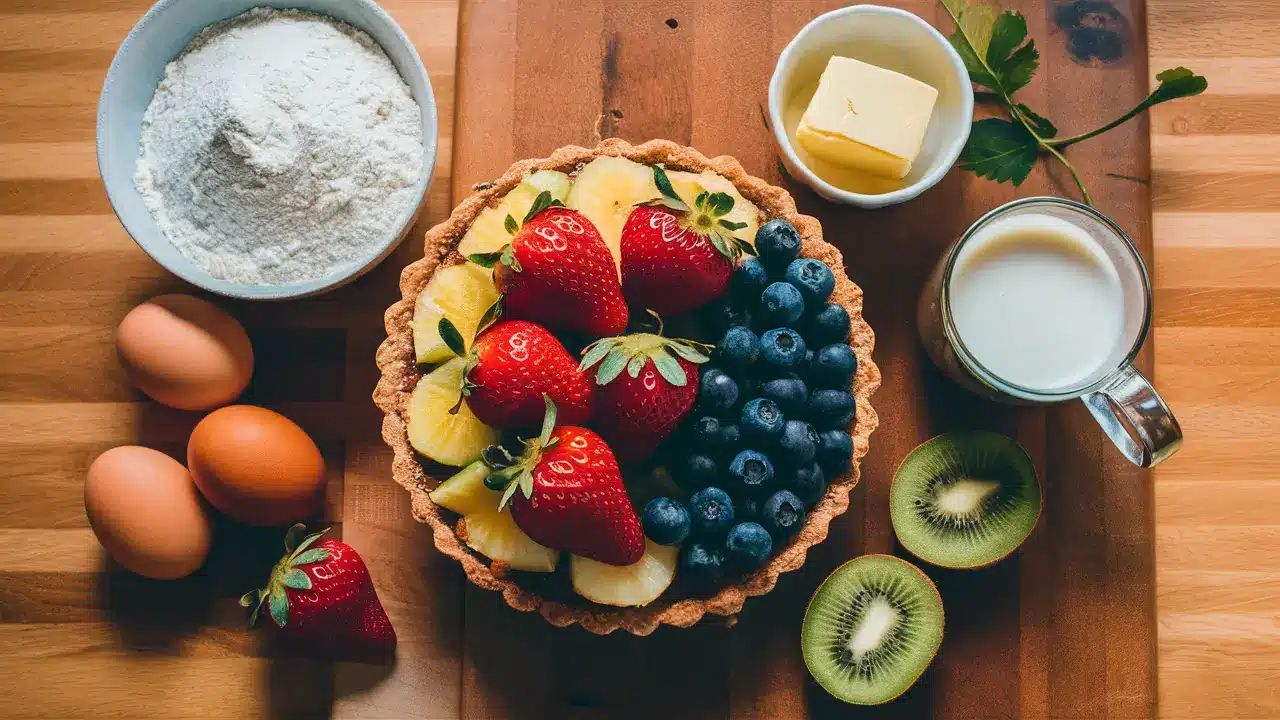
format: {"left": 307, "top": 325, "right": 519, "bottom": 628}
{"left": 889, "top": 432, "right": 1041, "bottom": 569}
{"left": 482, "top": 396, "right": 644, "bottom": 566}
{"left": 429, "top": 460, "right": 494, "bottom": 516}
{"left": 570, "top": 539, "right": 678, "bottom": 607}
{"left": 440, "top": 318, "right": 593, "bottom": 429}
{"left": 578, "top": 314, "right": 711, "bottom": 463}
{"left": 458, "top": 512, "right": 560, "bottom": 573}
{"left": 566, "top": 155, "right": 660, "bottom": 272}
{"left": 413, "top": 263, "right": 500, "bottom": 364}
{"left": 802, "top": 554, "right": 944, "bottom": 706}
{"left": 620, "top": 166, "right": 756, "bottom": 316}
{"left": 469, "top": 194, "right": 629, "bottom": 337}
{"left": 666, "top": 169, "right": 760, "bottom": 248}
{"left": 407, "top": 357, "right": 501, "bottom": 467}
{"left": 459, "top": 170, "right": 572, "bottom": 258}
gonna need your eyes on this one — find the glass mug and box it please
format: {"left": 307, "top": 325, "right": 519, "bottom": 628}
{"left": 918, "top": 197, "right": 1182, "bottom": 468}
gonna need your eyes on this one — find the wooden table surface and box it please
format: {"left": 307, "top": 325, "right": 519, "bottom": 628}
{"left": 0, "top": 0, "right": 1274, "bottom": 718}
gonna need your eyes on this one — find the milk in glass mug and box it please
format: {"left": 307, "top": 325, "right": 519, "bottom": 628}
{"left": 918, "top": 197, "right": 1182, "bottom": 467}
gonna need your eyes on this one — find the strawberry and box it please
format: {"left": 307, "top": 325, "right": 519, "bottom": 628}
{"left": 240, "top": 525, "right": 396, "bottom": 660}
{"left": 440, "top": 318, "right": 592, "bottom": 429}
{"left": 620, "top": 166, "right": 755, "bottom": 316}
{"left": 469, "top": 192, "right": 628, "bottom": 337}
{"left": 486, "top": 397, "right": 644, "bottom": 566}
{"left": 579, "top": 317, "right": 711, "bottom": 463}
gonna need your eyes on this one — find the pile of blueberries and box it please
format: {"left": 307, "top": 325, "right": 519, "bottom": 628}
{"left": 640, "top": 218, "right": 858, "bottom": 591}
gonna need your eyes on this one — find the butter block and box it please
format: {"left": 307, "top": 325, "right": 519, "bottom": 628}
{"left": 796, "top": 56, "right": 938, "bottom": 180}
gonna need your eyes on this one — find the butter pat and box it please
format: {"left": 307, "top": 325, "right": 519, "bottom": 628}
{"left": 796, "top": 56, "right": 938, "bottom": 180}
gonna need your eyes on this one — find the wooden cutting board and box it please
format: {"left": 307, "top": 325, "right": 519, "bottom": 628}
{"left": 449, "top": 1, "right": 1156, "bottom": 718}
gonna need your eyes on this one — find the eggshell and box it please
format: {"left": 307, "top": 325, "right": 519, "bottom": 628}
{"left": 84, "top": 446, "right": 212, "bottom": 580}
{"left": 188, "top": 405, "right": 326, "bottom": 526}
{"left": 117, "top": 294, "right": 254, "bottom": 411}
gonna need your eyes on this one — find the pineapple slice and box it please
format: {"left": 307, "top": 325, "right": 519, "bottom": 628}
{"left": 570, "top": 540, "right": 678, "bottom": 607}
{"left": 430, "top": 461, "right": 498, "bottom": 516}
{"left": 412, "top": 263, "right": 500, "bottom": 364}
{"left": 667, "top": 170, "right": 761, "bottom": 247}
{"left": 458, "top": 511, "right": 559, "bottom": 573}
{"left": 407, "top": 358, "right": 500, "bottom": 467}
{"left": 566, "top": 156, "right": 659, "bottom": 271}
{"left": 458, "top": 170, "right": 572, "bottom": 258}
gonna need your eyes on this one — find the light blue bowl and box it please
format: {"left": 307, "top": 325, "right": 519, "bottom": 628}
{"left": 97, "top": 0, "right": 438, "bottom": 300}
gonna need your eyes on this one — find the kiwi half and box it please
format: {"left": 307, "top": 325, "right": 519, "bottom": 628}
{"left": 802, "top": 554, "right": 944, "bottom": 706}
{"left": 890, "top": 431, "right": 1041, "bottom": 569}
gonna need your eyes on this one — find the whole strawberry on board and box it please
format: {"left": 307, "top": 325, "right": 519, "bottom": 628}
{"left": 579, "top": 313, "right": 711, "bottom": 464}
{"left": 483, "top": 396, "right": 644, "bottom": 566}
{"left": 620, "top": 166, "right": 755, "bottom": 316}
{"left": 469, "top": 191, "right": 628, "bottom": 337}
{"left": 239, "top": 525, "right": 395, "bottom": 660}
{"left": 439, "top": 317, "right": 592, "bottom": 429}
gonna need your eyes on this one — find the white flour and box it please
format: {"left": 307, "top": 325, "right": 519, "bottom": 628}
{"left": 134, "top": 8, "right": 425, "bottom": 285}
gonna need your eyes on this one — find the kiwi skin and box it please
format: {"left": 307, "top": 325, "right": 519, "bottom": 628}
{"left": 889, "top": 432, "right": 1043, "bottom": 570}
{"left": 801, "top": 554, "right": 944, "bottom": 706}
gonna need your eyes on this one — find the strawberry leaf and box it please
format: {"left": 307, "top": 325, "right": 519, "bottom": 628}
{"left": 499, "top": 247, "right": 523, "bottom": 273}
{"left": 283, "top": 524, "right": 306, "bottom": 554}
{"left": 651, "top": 165, "right": 690, "bottom": 210}
{"left": 578, "top": 338, "right": 616, "bottom": 372}
{"left": 652, "top": 351, "right": 688, "bottom": 387}
{"left": 268, "top": 591, "right": 289, "bottom": 628}
{"left": 706, "top": 192, "right": 734, "bottom": 216}
{"left": 476, "top": 296, "right": 503, "bottom": 337}
{"left": 481, "top": 444, "right": 515, "bottom": 469}
{"left": 719, "top": 219, "right": 748, "bottom": 232}
{"left": 695, "top": 190, "right": 709, "bottom": 209}
{"left": 523, "top": 191, "right": 564, "bottom": 223}
{"left": 468, "top": 251, "right": 505, "bottom": 268}
{"left": 626, "top": 354, "right": 647, "bottom": 378}
{"left": 281, "top": 568, "right": 312, "bottom": 590}
{"left": 732, "top": 237, "right": 758, "bottom": 257}
{"left": 239, "top": 589, "right": 261, "bottom": 608}
{"left": 537, "top": 394, "right": 557, "bottom": 446}
{"left": 290, "top": 547, "right": 331, "bottom": 566}
{"left": 438, "top": 318, "right": 468, "bottom": 358}
{"left": 504, "top": 215, "right": 519, "bottom": 235}
{"left": 708, "top": 233, "right": 731, "bottom": 259}
{"left": 669, "top": 341, "right": 711, "bottom": 364}
{"left": 517, "top": 468, "right": 534, "bottom": 499}
{"left": 595, "top": 349, "right": 629, "bottom": 385}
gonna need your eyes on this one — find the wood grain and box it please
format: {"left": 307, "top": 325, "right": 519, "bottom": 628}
{"left": 1149, "top": 1, "right": 1280, "bottom": 718}
{"left": 451, "top": 1, "right": 1155, "bottom": 718}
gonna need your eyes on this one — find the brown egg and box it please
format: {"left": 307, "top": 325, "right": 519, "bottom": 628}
{"left": 116, "top": 294, "right": 254, "bottom": 411}
{"left": 84, "top": 446, "right": 212, "bottom": 580}
{"left": 188, "top": 405, "right": 326, "bottom": 526}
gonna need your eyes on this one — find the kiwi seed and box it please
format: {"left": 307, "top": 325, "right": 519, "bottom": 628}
{"left": 889, "top": 431, "right": 1041, "bottom": 569}
{"left": 801, "top": 554, "right": 944, "bottom": 705}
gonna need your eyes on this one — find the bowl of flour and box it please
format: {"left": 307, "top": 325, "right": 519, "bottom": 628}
{"left": 98, "top": 0, "right": 436, "bottom": 300}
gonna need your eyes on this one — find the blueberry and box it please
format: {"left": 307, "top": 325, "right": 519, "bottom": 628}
{"left": 689, "top": 486, "right": 736, "bottom": 537}
{"left": 716, "top": 326, "right": 760, "bottom": 367}
{"left": 741, "top": 398, "right": 785, "bottom": 444}
{"left": 701, "top": 297, "right": 748, "bottom": 338}
{"left": 738, "top": 496, "right": 761, "bottom": 522}
{"left": 724, "top": 522, "right": 774, "bottom": 571}
{"left": 804, "top": 303, "right": 851, "bottom": 347}
{"left": 675, "top": 453, "right": 719, "bottom": 491}
{"left": 681, "top": 542, "right": 726, "bottom": 588}
{"left": 785, "top": 258, "right": 836, "bottom": 305}
{"left": 642, "top": 497, "right": 692, "bottom": 546}
{"left": 761, "top": 489, "right": 806, "bottom": 541}
{"left": 727, "top": 449, "right": 775, "bottom": 498}
{"left": 760, "top": 328, "right": 807, "bottom": 370}
{"left": 759, "top": 282, "right": 805, "bottom": 327}
{"left": 698, "top": 368, "right": 739, "bottom": 415}
{"left": 810, "top": 344, "right": 857, "bottom": 388}
{"left": 755, "top": 219, "right": 802, "bottom": 274}
{"left": 759, "top": 376, "right": 808, "bottom": 415}
{"left": 719, "top": 423, "right": 742, "bottom": 454}
{"left": 816, "top": 429, "right": 854, "bottom": 476}
{"left": 732, "top": 256, "right": 770, "bottom": 299}
{"left": 807, "top": 389, "right": 855, "bottom": 429}
{"left": 776, "top": 420, "right": 819, "bottom": 467}
{"left": 690, "top": 415, "right": 724, "bottom": 447}
{"left": 788, "top": 462, "right": 826, "bottom": 508}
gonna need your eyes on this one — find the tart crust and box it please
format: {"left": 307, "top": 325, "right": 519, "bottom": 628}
{"left": 374, "top": 139, "right": 881, "bottom": 635}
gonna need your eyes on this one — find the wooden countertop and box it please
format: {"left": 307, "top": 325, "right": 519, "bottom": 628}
{"left": 0, "top": 0, "right": 1273, "bottom": 717}
{"left": 1149, "top": 1, "right": 1280, "bottom": 717}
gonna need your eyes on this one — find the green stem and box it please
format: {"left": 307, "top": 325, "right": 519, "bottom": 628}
{"left": 1044, "top": 104, "right": 1146, "bottom": 148}
{"left": 1041, "top": 143, "right": 1094, "bottom": 207}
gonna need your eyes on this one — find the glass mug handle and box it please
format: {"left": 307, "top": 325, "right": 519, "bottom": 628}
{"left": 1082, "top": 365, "right": 1183, "bottom": 467}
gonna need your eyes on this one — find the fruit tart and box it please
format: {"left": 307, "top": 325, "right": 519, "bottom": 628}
{"left": 375, "top": 139, "right": 880, "bottom": 635}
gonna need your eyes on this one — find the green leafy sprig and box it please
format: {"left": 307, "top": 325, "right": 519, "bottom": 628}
{"left": 941, "top": 0, "right": 1207, "bottom": 206}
